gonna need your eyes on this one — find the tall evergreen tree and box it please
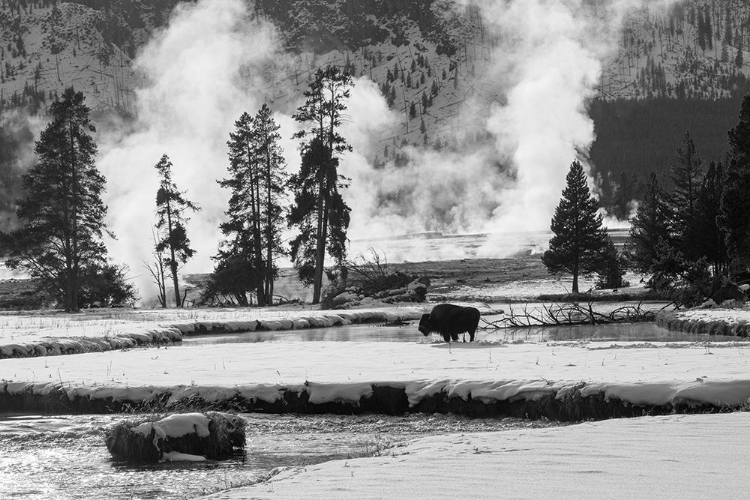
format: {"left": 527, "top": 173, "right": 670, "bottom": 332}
{"left": 695, "top": 161, "right": 728, "bottom": 276}
{"left": 542, "top": 160, "right": 608, "bottom": 294}
{"left": 720, "top": 93, "right": 750, "bottom": 273}
{"left": 669, "top": 131, "right": 704, "bottom": 261}
{"left": 0, "top": 87, "right": 129, "bottom": 311}
{"left": 154, "top": 154, "right": 200, "bottom": 307}
{"left": 596, "top": 236, "right": 627, "bottom": 290}
{"left": 216, "top": 105, "right": 287, "bottom": 306}
{"left": 624, "top": 172, "right": 673, "bottom": 275}
{"left": 288, "top": 66, "right": 353, "bottom": 304}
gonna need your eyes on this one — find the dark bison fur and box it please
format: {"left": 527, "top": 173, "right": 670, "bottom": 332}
{"left": 418, "top": 304, "right": 480, "bottom": 342}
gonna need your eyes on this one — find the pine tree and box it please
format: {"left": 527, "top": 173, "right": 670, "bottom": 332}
{"left": 624, "top": 173, "right": 673, "bottom": 275}
{"left": 288, "top": 66, "right": 353, "bottom": 304}
{"left": 704, "top": 5, "right": 713, "bottom": 51}
{"left": 720, "top": 94, "right": 750, "bottom": 273}
{"left": 0, "top": 87, "right": 132, "bottom": 311}
{"left": 669, "top": 131, "right": 704, "bottom": 261}
{"left": 542, "top": 160, "right": 608, "bottom": 294}
{"left": 154, "top": 154, "right": 200, "bottom": 307}
{"left": 695, "top": 162, "right": 728, "bottom": 276}
{"left": 216, "top": 105, "right": 287, "bottom": 306}
{"left": 595, "top": 237, "right": 627, "bottom": 290}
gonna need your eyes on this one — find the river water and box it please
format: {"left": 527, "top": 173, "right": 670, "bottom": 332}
{"left": 1, "top": 318, "right": 737, "bottom": 499}
{"left": 0, "top": 413, "right": 559, "bottom": 499}
{"left": 182, "top": 314, "right": 738, "bottom": 346}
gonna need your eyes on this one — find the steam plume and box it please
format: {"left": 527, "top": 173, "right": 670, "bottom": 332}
{"left": 98, "top": 0, "right": 286, "bottom": 299}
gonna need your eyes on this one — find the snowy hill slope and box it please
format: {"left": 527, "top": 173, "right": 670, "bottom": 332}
{"left": 4, "top": 1, "right": 750, "bottom": 131}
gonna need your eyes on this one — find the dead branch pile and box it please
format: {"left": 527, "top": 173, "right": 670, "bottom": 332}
{"left": 482, "top": 301, "right": 658, "bottom": 329}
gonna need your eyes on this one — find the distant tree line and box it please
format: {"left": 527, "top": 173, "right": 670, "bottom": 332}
{"left": 545, "top": 93, "right": 750, "bottom": 306}
{"left": 590, "top": 90, "right": 750, "bottom": 220}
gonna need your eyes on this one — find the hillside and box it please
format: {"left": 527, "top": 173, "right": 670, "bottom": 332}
{"left": 2, "top": 0, "right": 750, "bottom": 232}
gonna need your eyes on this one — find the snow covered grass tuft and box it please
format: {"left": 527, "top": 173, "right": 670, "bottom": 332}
{"left": 105, "top": 411, "right": 246, "bottom": 463}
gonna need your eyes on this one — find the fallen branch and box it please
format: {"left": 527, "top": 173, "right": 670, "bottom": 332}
{"left": 481, "top": 300, "right": 659, "bottom": 329}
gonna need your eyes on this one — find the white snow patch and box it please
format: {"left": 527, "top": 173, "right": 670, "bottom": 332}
{"left": 161, "top": 451, "right": 207, "bottom": 462}
{"left": 133, "top": 413, "right": 210, "bottom": 439}
{"left": 203, "top": 412, "right": 750, "bottom": 500}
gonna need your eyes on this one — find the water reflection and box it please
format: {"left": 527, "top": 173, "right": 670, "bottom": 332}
{"left": 182, "top": 319, "right": 737, "bottom": 346}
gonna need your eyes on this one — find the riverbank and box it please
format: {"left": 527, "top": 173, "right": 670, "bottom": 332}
{"left": 3, "top": 337, "right": 750, "bottom": 420}
{"left": 0, "top": 307, "right": 429, "bottom": 359}
{"left": 202, "top": 412, "right": 750, "bottom": 500}
{"left": 657, "top": 307, "right": 750, "bottom": 336}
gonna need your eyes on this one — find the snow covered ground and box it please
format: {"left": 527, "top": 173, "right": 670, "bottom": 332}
{"left": 2, "top": 302, "right": 750, "bottom": 499}
{"left": 203, "top": 412, "right": 750, "bottom": 499}
{"left": 2, "top": 336, "right": 750, "bottom": 410}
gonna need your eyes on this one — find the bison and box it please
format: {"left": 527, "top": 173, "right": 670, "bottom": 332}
{"left": 418, "top": 304, "right": 480, "bottom": 343}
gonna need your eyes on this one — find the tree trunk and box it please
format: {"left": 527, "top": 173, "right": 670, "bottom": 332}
{"left": 253, "top": 170, "right": 265, "bottom": 306}
{"left": 165, "top": 201, "right": 181, "bottom": 307}
{"left": 312, "top": 173, "right": 329, "bottom": 304}
{"left": 265, "top": 146, "right": 274, "bottom": 306}
{"left": 247, "top": 146, "right": 265, "bottom": 307}
{"left": 69, "top": 118, "right": 79, "bottom": 312}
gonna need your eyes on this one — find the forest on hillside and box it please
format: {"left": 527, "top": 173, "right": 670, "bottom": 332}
{"left": 590, "top": 86, "right": 750, "bottom": 219}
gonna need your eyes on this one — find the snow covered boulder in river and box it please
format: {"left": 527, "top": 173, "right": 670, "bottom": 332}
{"left": 105, "top": 412, "right": 246, "bottom": 463}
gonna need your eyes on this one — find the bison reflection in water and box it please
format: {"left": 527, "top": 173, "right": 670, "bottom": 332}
{"left": 418, "top": 304, "right": 480, "bottom": 343}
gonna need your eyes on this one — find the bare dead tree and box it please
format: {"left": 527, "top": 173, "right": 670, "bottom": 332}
{"left": 144, "top": 230, "right": 168, "bottom": 308}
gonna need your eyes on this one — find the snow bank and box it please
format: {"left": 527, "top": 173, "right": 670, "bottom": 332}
{"left": 658, "top": 307, "right": 750, "bottom": 336}
{"left": 0, "top": 307, "right": 427, "bottom": 359}
{"left": 203, "top": 412, "right": 750, "bottom": 500}
{"left": 3, "top": 340, "right": 750, "bottom": 417}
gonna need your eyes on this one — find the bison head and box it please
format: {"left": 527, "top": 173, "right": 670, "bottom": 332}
{"left": 418, "top": 314, "right": 432, "bottom": 336}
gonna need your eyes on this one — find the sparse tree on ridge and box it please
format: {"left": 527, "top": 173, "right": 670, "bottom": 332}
{"left": 154, "top": 154, "right": 200, "bottom": 308}
{"left": 0, "top": 87, "right": 135, "bottom": 311}
{"left": 542, "top": 160, "right": 609, "bottom": 294}
{"left": 288, "top": 66, "right": 353, "bottom": 304}
{"left": 214, "top": 104, "right": 287, "bottom": 306}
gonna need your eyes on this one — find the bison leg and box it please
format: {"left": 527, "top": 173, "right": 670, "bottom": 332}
{"left": 441, "top": 331, "right": 452, "bottom": 343}
{"left": 469, "top": 329, "right": 476, "bottom": 342}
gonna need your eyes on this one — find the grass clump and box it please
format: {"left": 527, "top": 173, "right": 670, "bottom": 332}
{"left": 105, "top": 411, "right": 246, "bottom": 463}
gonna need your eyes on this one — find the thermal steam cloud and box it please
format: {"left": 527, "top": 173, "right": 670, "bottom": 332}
{"left": 98, "top": 0, "right": 295, "bottom": 301}
{"left": 94, "top": 0, "right": 675, "bottom": 300}
{"left": 344, "top": 0, "right": 679, "bottom": 262}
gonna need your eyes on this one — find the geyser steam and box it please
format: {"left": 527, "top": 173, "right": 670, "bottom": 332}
{"left": 92, "top": 0, "right": 672, "bottom": 300}
{"left": 98, "top": 0, "right": 288, "bottom": 299}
